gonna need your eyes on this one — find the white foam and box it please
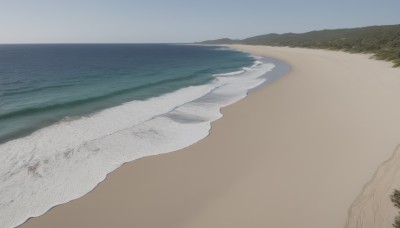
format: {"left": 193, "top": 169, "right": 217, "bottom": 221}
{"left": 251, "top": 60, "right": 263, "bottom": 67}
{"left": 213, "top": 70, "right": 245, "bottom": 77}
{"left": 0, "top": 58, "right": 275, "bottom": 228}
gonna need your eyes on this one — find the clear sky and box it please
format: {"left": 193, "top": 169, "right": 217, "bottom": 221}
{"left": 1, "top": 0, "right": 399, "bottom": 43}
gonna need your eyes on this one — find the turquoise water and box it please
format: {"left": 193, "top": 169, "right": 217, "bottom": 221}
{"left": 0, "top": 44, "right": 280, "bottom": 228}
{"left": 0, "top": 44, "right": 253, "bottom": 143}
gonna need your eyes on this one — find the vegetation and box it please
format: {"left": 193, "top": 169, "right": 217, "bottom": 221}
{"left": 391, "top": 189, "right": 400, "bottom": 228}
{"left": 198, "top": 24, "right": 400, "bottom": 67}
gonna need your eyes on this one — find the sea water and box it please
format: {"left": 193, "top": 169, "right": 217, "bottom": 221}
{"left": 0, "top": 44, "right": 277, "bottom": 227}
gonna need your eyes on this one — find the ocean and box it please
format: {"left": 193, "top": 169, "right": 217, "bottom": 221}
{"left": 0, "top": 44, "right": 278, "bottom": 227}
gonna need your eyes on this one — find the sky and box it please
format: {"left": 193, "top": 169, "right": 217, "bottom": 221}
{"left": 0, "top": 0, "right": 399, "bottom": 44}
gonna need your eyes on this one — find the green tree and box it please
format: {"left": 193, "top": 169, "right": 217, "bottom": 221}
{"left": 390, "top": 190, "right": 400, "bottom": 228}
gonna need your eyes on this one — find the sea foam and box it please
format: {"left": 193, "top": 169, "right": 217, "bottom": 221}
{"left": 0, "top": 58, "right": 275, "bottom": 228}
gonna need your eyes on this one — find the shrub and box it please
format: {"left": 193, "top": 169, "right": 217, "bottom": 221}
{"left": 390, "top": 190, "right": 400, "bottom": 227}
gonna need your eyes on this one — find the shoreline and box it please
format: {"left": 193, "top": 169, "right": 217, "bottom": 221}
{"left": 21, "top": 45, "right": 400, "bottom": 228}
{"left": 1, "top": 46, "right": 276, "bottom": 228}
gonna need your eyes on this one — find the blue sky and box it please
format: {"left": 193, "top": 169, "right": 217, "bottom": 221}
{"left": 0, "top": 0, "right": 399, "bottom": 43}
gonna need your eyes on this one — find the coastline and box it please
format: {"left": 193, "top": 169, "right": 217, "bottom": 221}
{"left": 1, "top": 45, "right": 273, "bottom": 228}
{"left": 21, "top": 45, "right": 400, "bottom": 228}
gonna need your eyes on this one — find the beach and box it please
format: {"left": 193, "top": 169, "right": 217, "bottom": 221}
{"left": 21, "top": 45, "right": 400, "bottom": 228}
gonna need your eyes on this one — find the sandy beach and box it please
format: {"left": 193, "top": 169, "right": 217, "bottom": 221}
{"left": 20, "top": 45, "right": 400, "bottom": 228}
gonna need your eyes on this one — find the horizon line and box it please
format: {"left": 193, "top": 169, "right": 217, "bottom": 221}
{"left": 0, "top": 42, "right": 194, "bottom": 45}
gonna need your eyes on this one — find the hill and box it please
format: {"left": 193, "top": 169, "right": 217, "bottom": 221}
{"left": 198, "top": 24, "right": 400, "bottom": 67}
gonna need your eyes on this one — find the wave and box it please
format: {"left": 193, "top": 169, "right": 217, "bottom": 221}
{"left": 0, "top": 58, "right": 277, "bottom": 228}
{"left": 0, "top": 68, "right": 214, "bottom": 121}
{"left": 213, "top": 70, "right": 245, "bottom": 77}
{"left": 251, "top": 60, "right": 263, "bottom": 67}
{"left": 213, "top": 61, "right": 264, "bottom": 77}
{"left": 0, "top": 84, "right": 74, "bottom": 97}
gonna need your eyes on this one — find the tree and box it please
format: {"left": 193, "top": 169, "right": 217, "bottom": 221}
{"left": 390, "top": 190, "right": 400, "bottom": 228}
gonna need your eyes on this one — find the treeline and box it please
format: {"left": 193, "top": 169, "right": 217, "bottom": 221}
{"left": 199, "top": 24, "right": 400, "bottom": 67}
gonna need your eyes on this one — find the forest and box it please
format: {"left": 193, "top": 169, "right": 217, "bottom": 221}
{"left": 199, "top": 24, "right": 400, "bottom": 67}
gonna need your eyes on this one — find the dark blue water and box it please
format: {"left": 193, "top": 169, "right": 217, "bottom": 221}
{"left": 0, "top": 44, "right": 253, "bottom": 143}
